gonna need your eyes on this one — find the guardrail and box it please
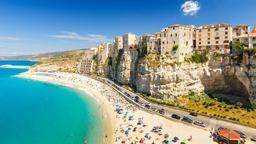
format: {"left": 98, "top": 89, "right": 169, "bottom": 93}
{"left": 90, "top": 75, "right": 208, "bottom": 130}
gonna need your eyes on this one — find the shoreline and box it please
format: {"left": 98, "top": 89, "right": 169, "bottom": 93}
{"left": 17, "top": 71, "right": 255, "bottom": 144}
{"left": 17, "top": 71, "right": 115, "bottom": 144}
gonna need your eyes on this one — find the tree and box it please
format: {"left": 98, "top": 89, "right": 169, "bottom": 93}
{"left": 235, "top": 102, "right": 243, "bottom": 108}
{"left": 232, "top": 41, "right": 244, "bottom": 56}
{"left": 172, "top": 45, "right": 179, "bottom": 52}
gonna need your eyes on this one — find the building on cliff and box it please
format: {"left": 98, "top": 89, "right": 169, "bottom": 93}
{"left": 233, "top": 25, "right": 256, "bottom": 48}
{"left": 78, "top": 48, "right": 96, "bottom": 74}
{"left": 195, "top": 24, "right": 233, "bottom": 54}
{"left": 123, "top": 33, "right": 138, "bottom": 52}
{"left": 160, "top": 24, "right": 196, "bottom": 62}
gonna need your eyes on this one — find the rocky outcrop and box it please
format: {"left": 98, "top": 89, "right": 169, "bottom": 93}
{"left": 102, "top": 49, "right": 256, "bottom": 105}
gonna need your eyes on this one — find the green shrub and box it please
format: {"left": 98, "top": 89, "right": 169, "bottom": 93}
{"left": 191, "top": 52, "right": 209, "bottom": 63}
{"left": 172, "top": 45, "right": 179, "bottom": 52}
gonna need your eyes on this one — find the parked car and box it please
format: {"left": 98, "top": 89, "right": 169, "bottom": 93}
{"left": 250, "top": 136, "right": 256, "bottom": 142}
{"left": 151, "top": 107, "right": 157, "bottom": 112}
{"left": 134, "top": 96, "right": 139, "bottom": 102}
{"left": 145, "top": 104, "right": 151, "bottom": 109}
{"left": 189, "top": 112, "right": 198, "bottom": 117}
{"left": 171, "top": 114, "right": 181, "bottom": 120}
{"left": 182, "top": 116, "right": 193, "bottom": 123}
{"left": 193, "top": 120, "right": 206, "bottom": 127}
{"left": 158, "top": 109, "right": 165, "bottom": 115}
{"left": 172, "top": 136, "right": 179, "bottom": 142}
{"left": 234, "top": 130, "right": 246, "bottom": 139}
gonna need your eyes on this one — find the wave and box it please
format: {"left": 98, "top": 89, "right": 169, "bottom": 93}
{"left": 0, "top": 64, "right": 31, "bottom": 69}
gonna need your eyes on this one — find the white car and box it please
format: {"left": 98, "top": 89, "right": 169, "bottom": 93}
{"left": 193, "top": 120, "right": 206, "bottom": 127}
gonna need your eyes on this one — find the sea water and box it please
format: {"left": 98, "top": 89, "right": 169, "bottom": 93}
{"left": 0, "top": 60, "right": 102, "bottom": 144}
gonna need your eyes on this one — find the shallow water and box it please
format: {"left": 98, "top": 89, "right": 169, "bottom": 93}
{"left": 0, "top": 61, "right": 102, "bottom": 144}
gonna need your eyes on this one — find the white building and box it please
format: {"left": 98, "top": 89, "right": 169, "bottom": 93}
{"left": 160, "top": 24, "right": 195, "bottom": 62}
{"left": 233, "top": 25, "right": 256, "bottom": 48}
{"left": 123, "top": 33, "right": 137, "bottom": 51}
{"left": 114, "top": 36, "right": 123, "bottom": 50}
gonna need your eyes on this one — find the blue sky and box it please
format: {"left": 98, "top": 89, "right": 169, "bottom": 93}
{"left": 0, "top": 0, "right": 255, "bottom": 56}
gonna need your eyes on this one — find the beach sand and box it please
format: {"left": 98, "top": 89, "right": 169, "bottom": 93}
{"left": 18, "top": 71, "right": 219, "bottom": 144}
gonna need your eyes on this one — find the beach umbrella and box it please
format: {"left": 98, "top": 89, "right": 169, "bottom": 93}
{"left": 164, "top": 134, "right": 169, "bottom": 138}
{"left": 165, "top": 137, "right": 171, "bottom": 142}
{"left": 139, "top": 138, "right": 145, "bottom": 143}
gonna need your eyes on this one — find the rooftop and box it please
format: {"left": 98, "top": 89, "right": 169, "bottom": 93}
{"left": 218, "top": 128, "right": 240, "bottom": 140}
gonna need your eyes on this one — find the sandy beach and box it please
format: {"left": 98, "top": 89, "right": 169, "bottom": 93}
{"left": 18, "top": 71, "right": 219, "bottom": 144}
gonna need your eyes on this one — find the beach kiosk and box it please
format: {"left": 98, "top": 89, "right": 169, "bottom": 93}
{"left": 217, "top": 128, "right": 241, "bottom": 144}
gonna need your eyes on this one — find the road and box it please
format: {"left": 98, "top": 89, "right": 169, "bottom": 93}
{"left": 94, "top": 76, "right": 256, "bottom": 142}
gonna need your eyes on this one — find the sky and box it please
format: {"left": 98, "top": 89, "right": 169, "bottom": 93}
{"left": 0, "top": 0, "right": 255, "bottom": 56}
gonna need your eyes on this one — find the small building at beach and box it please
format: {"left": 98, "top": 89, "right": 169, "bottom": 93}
{"left": 217, "top": 128, "right": 241, "bottom": 144}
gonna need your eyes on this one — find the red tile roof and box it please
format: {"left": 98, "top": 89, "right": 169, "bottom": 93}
{"left": 218, "top": 128, "right": 241, "bottom": 140}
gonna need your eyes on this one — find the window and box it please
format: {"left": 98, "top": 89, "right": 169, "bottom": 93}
{"left": 208, "top": 41, "right": 210, "bottom": 44}
{"left": 225, "top": 36, "right": 228, "bottom": 39}
{"left": 173, "top": 41, "right": 176, "bottom": 44}
{"left": 215, "top": 37, "right": 220, "bottom": 40}
{"left": 170, "top": 34, "right": 173, "bottom": 37}
{"left": 199, "top": 42, "right": 201, "bottom": 45}
{"left": 175, "top": 33, "right": 177, "bottom": 37}
{"left": 225, "top": 27, "right": 228, "bottom": 30}
{"left": 225, "top": 32, "right": 228, "bottom": 35}
{"left": 208, "top": 38, "right": 210, "bottom": 40}
{"left": 216, "top": 41, "right": 219, "bottom": 44}
{"left": 223, "top": 40, "right": 229, "bottom": 43}
{"left": 215, "top": 28, "right": 219, "bottom": 31}
{"left": 186, "top": 41, "right": 188, "bottom": 46}
{"left": 208, "top": 29, "right": 210, "bottom": 32}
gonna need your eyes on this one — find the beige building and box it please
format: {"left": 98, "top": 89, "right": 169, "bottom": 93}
{"left": 160, "top": 25, "right": 195, "bottom": 62}
{"left": 195, "top": 24, "right": 233, "bottom": 54}
{"left": 233, "top": 25, "right": 250, "bottom": 37}
{"left": 147, "top": 33, "right": 161, "bottom": 54}
{"left": 233, "top": 25, "right": 256, "bottom": 48}
{"left": 123, "top": 33, "right": 137, "bottom": 51}
{"left": 114, "top": 36, "right": 123, "bottom": 50}
{"left": 79, "top": 49, "right": 96, "bottom": 74}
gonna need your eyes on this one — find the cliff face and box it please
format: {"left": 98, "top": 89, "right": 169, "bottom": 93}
{"left": 103, "top": 49, "right": 256, "bottom": 105}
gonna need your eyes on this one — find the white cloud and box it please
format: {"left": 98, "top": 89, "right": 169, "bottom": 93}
{"left": 181, "top": 0, "right": 200, "bottom": 16}
{"left": 0, "top": 36, "right": 20, "bottom": 41}
{"left": 48, "top": 31, "right": 109, "bottom": 42}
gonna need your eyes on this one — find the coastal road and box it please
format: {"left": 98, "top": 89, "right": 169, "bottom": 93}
{"left": 95, "top": 76, "right": 256, "bottom": 142}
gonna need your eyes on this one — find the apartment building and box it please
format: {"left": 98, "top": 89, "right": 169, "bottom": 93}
{"left": 79, "top": 49, "right": 95, "bottom": 74}
{"left": 114, "top": 36, "right": 123, "bottom": 50}
{"left": 233, "top": 25, "right": 250, "bottom": 37}
{"left": 147, "top": 33, "right": 161, "bottom": 54}
{"left": 233, "top": 25, "right": 256, "bottom": 48}
{"left": 101, "top": 42, "right": 112, "bottom": 65}
{"left": 195, "top": 24, "right": 233, "bottom": 54}
{"left": 123, "top": 33, "right": 137, "bottom": 51}
{"left": 160, "top": 25, "right": 195, "bottom": 62}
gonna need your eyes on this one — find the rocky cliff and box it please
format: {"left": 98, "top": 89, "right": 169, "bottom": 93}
{"left": 103, "top": 49, "right": 256, "bottom": 106}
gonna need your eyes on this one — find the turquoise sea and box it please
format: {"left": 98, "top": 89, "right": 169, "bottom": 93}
{"left": 0, "top": 61, "right": 103, "bottom": 144}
